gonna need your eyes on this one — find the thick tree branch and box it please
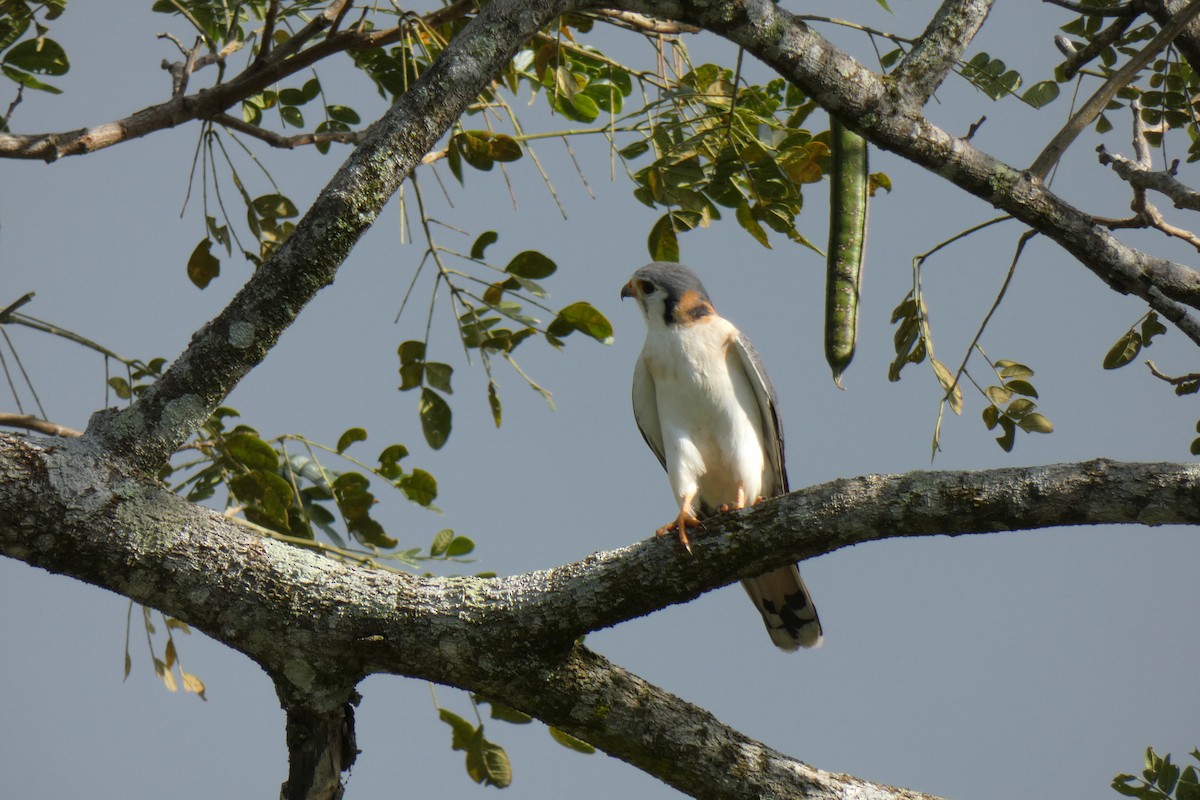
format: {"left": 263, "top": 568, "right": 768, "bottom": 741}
{"left": 892, "top": 0, "right": 993, "bottom": 108}
{"left": 488, "top": 645, "right": 940, "bottom": 800}
{"left": 3, "top": 430, "right": 1198, "bottom": 797}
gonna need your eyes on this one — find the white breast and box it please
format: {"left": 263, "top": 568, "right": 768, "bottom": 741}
{"left": 640, "top": 317, "right": 767, "bottom": 513}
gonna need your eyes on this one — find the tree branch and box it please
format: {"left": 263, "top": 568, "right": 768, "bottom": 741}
{"left": 3, "top": 429, "right": 1198, "bottom": 796}
{"left": 1098, "top": 146, "right": 1200, "bottom": 211}
{"left": 892, "top": 0, "right": 993, "bottom": 109}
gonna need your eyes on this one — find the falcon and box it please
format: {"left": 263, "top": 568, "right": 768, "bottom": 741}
{"left": 621, "top": 262, "right": 823, "bottom": 651}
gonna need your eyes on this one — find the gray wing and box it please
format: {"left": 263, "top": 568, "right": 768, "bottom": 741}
{"left": 631, "top": 356, "right": 666, "bottom": 471}
{"left": 729, "top": 331, "right": 789, "bottom": 494}
{"left": 731, "top": 332, "right": 823, "bottom": 650}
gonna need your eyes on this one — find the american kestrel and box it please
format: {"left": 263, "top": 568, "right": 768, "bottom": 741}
{"left": 621, "top": 262, "right": 823, "bottom": 651}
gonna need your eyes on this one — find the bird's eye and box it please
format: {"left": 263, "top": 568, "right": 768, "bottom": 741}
{"left": 638, "top": 280, "right": 655, "bottom": 294}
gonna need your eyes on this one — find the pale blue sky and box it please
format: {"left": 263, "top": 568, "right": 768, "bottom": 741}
{"left": 2, "top": 2, "right": 1198, "bottom": 799}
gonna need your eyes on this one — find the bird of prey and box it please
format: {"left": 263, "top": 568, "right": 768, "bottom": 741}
{"left": 621, "top": 262, "right": 822, "bottom": 651}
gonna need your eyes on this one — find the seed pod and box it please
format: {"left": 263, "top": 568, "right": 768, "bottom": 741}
{"left": 825, "top": 117, "right": 869, "bottom": 389}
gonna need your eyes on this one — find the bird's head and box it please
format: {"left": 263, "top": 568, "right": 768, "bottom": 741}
{"left": 620, "top": 262, "right": 716, "bottom": 327}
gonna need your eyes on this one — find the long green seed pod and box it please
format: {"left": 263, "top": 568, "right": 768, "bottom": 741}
{"left": 825, "top": 117, "right": 869, "bottom": 389}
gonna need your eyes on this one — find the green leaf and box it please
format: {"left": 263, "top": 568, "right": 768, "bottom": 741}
{"left": 438, "top": 708, "right": 475, "bottom": 752}
{"left": 108, "top": 376, "right": 132, "bottom": 400}
{"left": 619, "top": 139, "right": 650, "bottom": 159}
{"left": 399, "top": 468, "right": 437, "bottom": 506}
{"left": 398, "top": 340, "right": 426, "bottom": 365}
{"left": 225, "top": 432, "right": 279, "bottom": 470}
{"left": 419, "top": 388, "right": 452, "bottom": 450}
{"left": 931, "top": 357, "right": 962, "bottom": 415}
{"left": 995, "top": 360, "right": 1034, "bottom": 379}
{"left": 279, "top": 105, "right": 303, "bottom": 128}
{"left": 985, "top": 385, "right": 1012, "bottom": 406}
{"left": 1, "top": 63, "right": 62, "bottom": 93}
{"left": 505, "top": 250, "right": 557, "bottom": 279}
{"left": 1004, "top": 379, "right": 1038, "bottom": 398}
{"left": 3, "top": 37, "right": 69, "bottom": 75}
{"left": 982, "top": 404, "right": 1000, "bottom": 431}
{"left": 996, "top": 416, "right": 1016, "bottom": 452}
{"left": 466, "top": 728, "right": 512, "bottom": 788}
{"left": 186, "top": 238, "right": 220, "bottom": 289}
{"left": 549, "top": 302, "right": 614, "bottom": 344}
{"left": 736, "top": 202, "right": 771, "bottom": 248}
{"left": 278, "top": 87, "right": 307, "bottom": 106}
{"left": 549, "top": 727, "right": 596, "bottom": 754}
{"left": 445, "top": 535, "right": 475, "bottom": 557}
{"left": 326, "top": 104, "right": 360, "bottom": 124}
{"left": 1016, "top": 412, "right": 1054, "bottom": 433}
{"left": 471, "top": 231, "right": 499, "bottom": 260}
{"left": 648, "top": 214, "right": 680, "bottom": 262}
{"left": 1141, "top": 312, "right": 1168, "bottom": 345}
{"left": 1022, "top": 80, "right": 1060, "bottom": 108}
{"left": 251, "top": 194, "right": 299, "bottom": 219}
{"left": 1103, "top": 329, "right": 1142, "bottom": 369}
{"left": 430, "top": 528, "right": 454, "bottom": 557}
{"left": 424, "top": 362, "right": 453, "bottom": 394}
{"left": 487, "top": 380, "right": 503, "bottom": 427}
{"left": 477, "top": 697, "right": 532, "bottom": 724}
{"left": 336, "top": 427, "right": 367, "bottom": 453}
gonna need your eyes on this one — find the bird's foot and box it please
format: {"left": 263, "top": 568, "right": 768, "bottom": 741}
{"left": 656, "top": 511, "right": 701, "bottom": 554}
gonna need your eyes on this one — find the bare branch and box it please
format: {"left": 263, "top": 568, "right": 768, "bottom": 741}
{"left": 1042, "top": 0, "right": 1137, "bottom": 15}
{"left": 1098, "top": 147, "right": 1200, "bottom": 211}
{"left": 0, "top": 414, "right": 81, "bottom": 438}
{"left": 212, "top": 112, "right": 366, "bottom": 149}
{"left": 593, "top": 9, "right": 699, "bottom": 34}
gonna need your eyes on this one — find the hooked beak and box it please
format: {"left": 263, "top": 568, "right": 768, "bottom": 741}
{"left": 620, "top": 280, "right": 637, "bottom": 300}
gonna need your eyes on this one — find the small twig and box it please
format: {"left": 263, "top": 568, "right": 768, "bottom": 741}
{"left": 945, "top": 230, "right": 1038, "bottom": 404}
{"left": 1145, "top": 359, "right": 1200, "bottom": 387}
{"left": 795, "top": 14, "right": 917, "bottom": 45}
{"left": 0, "top": 413, "right": 82, "bottom": 438}
{"left": 211, "top": 112, "right": 366, "bottom": 149}
{"left": 2, "top": 83, "right": 24, "bottom": 130}
{"left": 964, "top": 115, "right": 987, "bottom": 141}
{"left": 592, "top": 9, "right": 699, "bottom": 35}
{"left": 0, "top": 292, "right": 35, "bottom": 324}
{"left": 1042, "top": 0, "right": 1138, "bottom": 14}
{"left": 254, "top": 0, "right": 282, "bottom": 68}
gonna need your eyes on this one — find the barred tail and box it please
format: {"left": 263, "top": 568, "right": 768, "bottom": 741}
{"left": 742, "top": 565, "right": 822, "bottom": 651}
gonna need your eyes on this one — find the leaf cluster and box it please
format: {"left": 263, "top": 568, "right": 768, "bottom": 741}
{"left": 1113, "top": 747, "right": 1200, "bottom": 800}
{"left": 0, "top": 0, "right": 68, "bottom": 101}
